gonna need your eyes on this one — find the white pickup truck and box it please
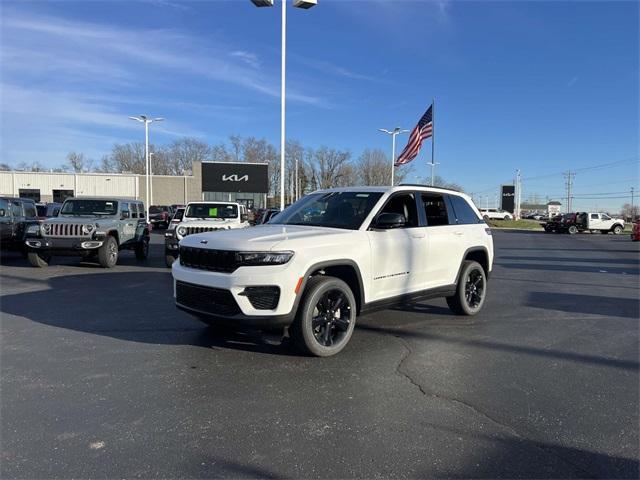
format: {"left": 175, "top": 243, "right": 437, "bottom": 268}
{"left": 573, "top": 212, "right": 625, "bottom": 234}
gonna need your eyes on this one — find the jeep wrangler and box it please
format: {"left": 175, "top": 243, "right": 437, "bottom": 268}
{"left": 172, "top": 186, "right": 494, "bottom": 357}
{"left": 25, "top": 197, "right": 150, "bottom": 268}
{"left": 164, "top": 201, "right": 249, "bottom": 267}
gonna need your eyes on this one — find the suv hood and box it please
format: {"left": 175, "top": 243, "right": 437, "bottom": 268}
{"left": 180, "top": 217, "right": 240, "bottom": 227}
{"left": 44, "top": 216, "right": 111, "bottom": 224}
{"left": 180, "top": 224, "right": 357, "bottom": 251}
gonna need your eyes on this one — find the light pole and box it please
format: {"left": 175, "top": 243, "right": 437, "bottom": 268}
{"left": 129, "top": 115, "right": 163, "bottom": 219}
{"left": 149, "top": 152, "right": 155, "bottom": 207}
{"left": 378, "top": 127, "right": 409, "bottom": 186}
{"left": 251, "top": 0, "right": 317, "bottom": 210}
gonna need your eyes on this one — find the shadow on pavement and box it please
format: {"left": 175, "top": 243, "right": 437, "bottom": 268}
{"left": 356, "top": 324, "right": 639, "bottom": 371}
{"left": 424, "top": 423, "right": 640, "bottom": 479}
{"left": 500, "top": 255, "right": 640, "bottom": 265}
{"left": 495, "top": 262, "right": 639, "bottom": 275}
{"left": 0, "top": 271, "right": 295, "bottom": 356}
{"left": 526, "top": 291, "right": 640, "bottom": 319}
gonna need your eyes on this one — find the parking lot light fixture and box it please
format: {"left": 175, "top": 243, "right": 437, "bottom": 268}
{"left": 129, "top": 115, "right": 164, "bottom": 219}
{"left": 250, "top": 0, "right": 318, "bottom": 210}
{"left": 378, "top": 127, "right": 409, "bottom": 186}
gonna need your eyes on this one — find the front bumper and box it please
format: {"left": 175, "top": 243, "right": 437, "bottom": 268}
{"left": 172, "top": 259, "right": 300, "bottom": 324}
{"left": 25, "top": 236, "right": 104, "bottom": 253}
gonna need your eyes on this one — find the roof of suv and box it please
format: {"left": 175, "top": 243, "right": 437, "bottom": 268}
{"left": 315, "top": 185, "right": 472, "bottom": 199}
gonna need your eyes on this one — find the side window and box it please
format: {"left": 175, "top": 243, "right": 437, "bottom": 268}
{"left": 121, "top": 202, "right": 130, "bottom": 218}
{"left": 422, "top": 194, "right": 451, "bottom": 226}
{"left": 591, "top": 214, "right": 599, "bottom": 219}
{"left": 449, "top": 195, "right": 481, "bottom": 225}
{"left": 133, "top": 203, "right": 141, "bottom": 218}
{"left": 11, "top": 201, "right": 22, "bottom": 217}
{"left": 377, "top": 193, "right": 419, "bottom": 228}
{"left": 139, "top": 204, "right": 146, "bottom": 220}
{"left": 23, "top": 203, "right": 37, "bottom": 219}
{"left": 0, "top": 199, "right": 9, "bottom": 218}
{"left": 602, "top": 214, "right": 611, "bottom": 220}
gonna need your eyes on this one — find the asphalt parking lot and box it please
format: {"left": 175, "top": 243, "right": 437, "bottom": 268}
{"left": 1, "top": 230, "right": 638, "bottom": 479}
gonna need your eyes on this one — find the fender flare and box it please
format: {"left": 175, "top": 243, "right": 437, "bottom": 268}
{"left": 293, "top": 259, "right": 366, "bottom": 316}
{"left": 454, "top": 246, "right": 491, "bottom": 284}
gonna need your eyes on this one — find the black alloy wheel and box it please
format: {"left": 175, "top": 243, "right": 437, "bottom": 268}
{"left": 311, "top": 289, "right": 352, "bottom": 348}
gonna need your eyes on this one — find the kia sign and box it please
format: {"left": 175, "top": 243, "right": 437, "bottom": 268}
{"left": 202, "top": 162, "right": 269, "bottom": 193}
{"left": 501, "top": 185, "right": 515, "bottom": 213}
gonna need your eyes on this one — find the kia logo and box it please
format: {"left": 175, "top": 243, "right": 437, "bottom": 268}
{"left": 222, "top": 174, "right": 249, "bottom": 182}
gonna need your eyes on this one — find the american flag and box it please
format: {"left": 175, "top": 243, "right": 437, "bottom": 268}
{"left": 395, "top": 104, "right": 433, "bottom": 166}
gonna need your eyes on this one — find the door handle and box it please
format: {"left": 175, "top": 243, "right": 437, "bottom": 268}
{"left": 410, "top": 233, "right": 426, "bottom": 239}
{"left": 454, "top": 231, "right": 464, "bottom": 236}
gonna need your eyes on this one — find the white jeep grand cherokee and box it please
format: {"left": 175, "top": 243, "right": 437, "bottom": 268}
{"left": 172, "top": 186, "right": 494, "bottom": 357}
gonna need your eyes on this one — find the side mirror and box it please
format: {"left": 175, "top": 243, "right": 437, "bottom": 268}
{"left": 241, "top": 213, "right": 248, "bottom": 222}
{"left": 122, "top": 211, "right": 130, "bottom": 219}
{"left": 374, "top": 212, "right": 406, "bottom": 229}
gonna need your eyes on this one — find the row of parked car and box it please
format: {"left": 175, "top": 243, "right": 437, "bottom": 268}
{"left": 541, "top": 211, "right": 626, "bottom": 235}
{"left": 0, "top": 195, "right": 284, "bottom": 268}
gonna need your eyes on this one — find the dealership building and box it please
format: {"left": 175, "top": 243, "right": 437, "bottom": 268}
{"left": 0, "top": 161, "right": 269, "bottom": 210}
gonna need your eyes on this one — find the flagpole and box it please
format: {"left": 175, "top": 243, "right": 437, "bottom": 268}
{"left": 430, "top": 97, "right": 435, "bottom": 186}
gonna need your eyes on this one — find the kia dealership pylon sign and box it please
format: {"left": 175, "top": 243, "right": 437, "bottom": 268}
{"left": 501, "top": 185, "right": 515, "bottom": 213}
{"left": 202, "top": 162, "right": 269, "bottom": 193}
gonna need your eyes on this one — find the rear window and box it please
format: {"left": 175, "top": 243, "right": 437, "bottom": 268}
{"left": 448, "top": 195, "right": 482, "bottom": 225}
{"left": 422, "top": 194, "right": 451, "bottom": 226}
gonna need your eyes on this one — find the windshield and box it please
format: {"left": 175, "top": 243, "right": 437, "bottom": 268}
{"left": 185, "top": 203, "right": 238, "bottom": 219}
{"left": 150, "top": 206, "right": 169, "bottom": 214}
{"left": 61, "top": 200, "right": 118, "bottom": 216}
{"left": 268, "top": 191, "right": 383, "bottom": 230}
{"left": 173, "top": 208, "right": 184, "bottom": 221}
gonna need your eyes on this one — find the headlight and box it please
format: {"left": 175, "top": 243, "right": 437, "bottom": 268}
{"left": 177, "top": 226, "right": 187, "bottom": 236}
{"left": 42, "top": 223, "right": 51, "bottom": 234}
{"left": 235, "top": 251, "right": 294, "bottom": 266}
{"left": 82, "top": 224, "right": 95, "bottom": 234}
{"left": 27, "top": 224, "right": 41, "bottom": 235}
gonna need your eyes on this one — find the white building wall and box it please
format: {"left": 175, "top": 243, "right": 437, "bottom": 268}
{"left": 75, "top": 174, "right": 136, "bottom": 198}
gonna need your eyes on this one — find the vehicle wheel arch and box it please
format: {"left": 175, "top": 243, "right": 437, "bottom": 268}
{"left": 456, "top": 247, "right": 490, "bottom": 282}
{"left": 107, "top": 229, "right": 120, "bottom": 245}
{"left": 298, "top": 260, "right": 365, "bottom": 315}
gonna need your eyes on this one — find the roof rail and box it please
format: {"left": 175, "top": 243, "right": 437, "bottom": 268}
{"left": 397, "top": 183, "right": 463, "bottom": 193}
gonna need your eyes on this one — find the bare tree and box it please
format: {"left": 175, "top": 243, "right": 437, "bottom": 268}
{"left": 66, "top": 151, "right": 94, "bottom": 172}
{"left": 165, "top": 138, "right": 210, "bottom": 174}
{"left": 15, "top": 161, "right": 46, "bottom": 172}
{"left": 308, "top": 146, "right": 353, "bottom": 189}
{"left": 0, "top": 163, "right": 10, "bottom": 171}
{"left": 229, "top": 135, "right": 242, "bottom": 162}
{"left": 356, "top": 148, "right": 391, "bottom": 186}
{"left": 210, "top": 143, "right": 233, "bottom": 163}
{"left": 99, "top": 143, "right": 146, "bottom": 174}
{"left": 620, "top": 203, "right": 639, "bottom": 221}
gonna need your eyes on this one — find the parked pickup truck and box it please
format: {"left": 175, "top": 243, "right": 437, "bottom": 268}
{"left": 542, "top": 212, "right": 625, "bottom": 234}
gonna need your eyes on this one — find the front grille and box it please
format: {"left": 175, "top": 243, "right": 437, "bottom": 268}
{"left": 45, "top": 223, "right": 89, "bottom": 238}
{"left": 179, "top": 226, "right": 223, "bottom": 238}
{"left": 179, "top": 246, "right": 238, "bottom": 273}
{"left": 241, "top": 286, "right": 280, "bottom": 310}
{"left": 176, "top": 281, "right": 240, "bottom": 316}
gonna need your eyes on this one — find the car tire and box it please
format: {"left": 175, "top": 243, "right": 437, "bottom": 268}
{"left": 27, "top": 252, "right": 50, "bottom": 267}
{"left": 98, "top": 236, "right": 119, "bottom": 268}
{"left": 568, "top": 225, "right": 578, "bottom": 234}
{"left": 165, "top": 254, "right": 177, "bottom": 268}
{"left": 290, "top": 275, "right": 357, "bottom": 357}
{"left": 135, "top": 236, "right": 149, "bottom": 260}
{"left": 612, "top": 225, "right": 623, "bottom": 235}
{"left": 446, "top": 260, "right": 487, "bottom": 316}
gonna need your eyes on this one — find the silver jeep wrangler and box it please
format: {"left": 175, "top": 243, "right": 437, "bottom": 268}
{"left": 24, "top": 197, "right": 150, "bottom": 268}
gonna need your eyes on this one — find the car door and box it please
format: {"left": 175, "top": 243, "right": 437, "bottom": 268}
{"left": 366, "top": 192, "right": 425, "bottom": 300}
{"left": 0, "top": 199, "right": 12, "bottom": 241}
{"left": 588, "top": 213, "right": 602, "bottom": 229}
{"left": 119, "top": 202, "right": 136, "bottom": 244}
{"left": 422, "top": 193, "right": 466, "bottom": 288}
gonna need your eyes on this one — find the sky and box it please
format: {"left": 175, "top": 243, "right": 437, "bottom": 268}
{"left": 1, "top": 0, "right": 638, "bottom": 211}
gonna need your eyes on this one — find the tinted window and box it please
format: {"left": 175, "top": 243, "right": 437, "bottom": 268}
{"left": 37, "top": 205, "right": 47, "bottom": 217}
{"left": 591, "top": 214, "right": 598, "bottom": 219}
{"left": 449, "top": 195, "right": 481, "bottom": 225}
{"left": 11, "top": 201, "right": 22, "bottom": 217}
{"left": 173, "top": 208, "right": 184, "bottom": 221}
{"left": 0, "top": 199, "right": 9, "bottom": 217}
{"left": 377, "top": 193, "right": 419, "bottom": 228}
{"left": 422, "top": 194, "right": 450, "bottom": 226}
{"left": 23, "top": 203, "right": 37, "bottom": 219}
{"left": 270, "top": 191, "right": 383, "bottom": 230}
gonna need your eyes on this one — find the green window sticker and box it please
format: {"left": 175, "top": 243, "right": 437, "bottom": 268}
{"left": 209, "top": 208, "right": 218, "bottom": 217}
